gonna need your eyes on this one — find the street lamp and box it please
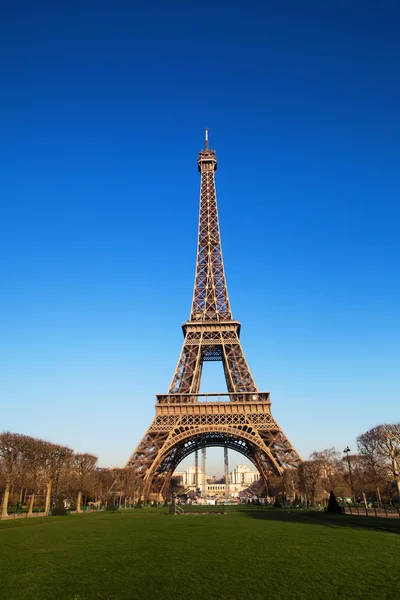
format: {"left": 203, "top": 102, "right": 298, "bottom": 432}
{"left": 343, "top": 446, "right": 355, "bottom": 503}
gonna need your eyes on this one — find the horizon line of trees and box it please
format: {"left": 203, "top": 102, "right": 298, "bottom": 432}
{"left": 1, "top": 422, "right": 399, "bottom": 516}
{"left": 243, "top": 423, "right": 400, "bottom": 506}
{"left": 0, "top": 432, "right": 143, "bottom": 518}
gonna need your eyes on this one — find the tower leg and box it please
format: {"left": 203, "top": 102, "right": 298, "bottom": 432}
{"left": 159, "top": 467, "right": 175, "bottom": 501}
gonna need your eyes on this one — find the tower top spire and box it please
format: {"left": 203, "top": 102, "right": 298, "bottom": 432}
{"left": 198, "top": 128, "right": 217, "bottom": 172}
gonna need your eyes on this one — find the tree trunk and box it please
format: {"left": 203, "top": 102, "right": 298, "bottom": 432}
{"left": 1, "top": 481, "right": 11, "bottom": 519}
{"left": 362, "top": 492, "right": 368, "bottom": 511}
{"left": 76, "top": 490, "right": 82, "bottom": 513}
{"left": 28, "top": 493, "right": 35, "bottom": 516}
{"left": 45, "top": 480, "right": 52, "bottom": 516}
{"left": 391, "top": 456, "right": 400, "bottom": 498}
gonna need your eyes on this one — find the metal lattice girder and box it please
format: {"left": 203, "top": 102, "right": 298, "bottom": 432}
{"left": 126, "top": 133, "right": 301, "bottom": 499}
{"left": 126, "top": 394, "right": 301, "bottom": 498}
{"left": 191, "top": 147, "right": 231, "bottom": 322}
{"left": 169, "top": 322, "right": 257, "bottom": 394}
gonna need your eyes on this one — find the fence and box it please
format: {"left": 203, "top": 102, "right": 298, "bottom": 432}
{"left": 342, "top": 504, "right": 400, "bottom": 519}
{"left": 2, "top": 501, "right": 400, "bottom": 520}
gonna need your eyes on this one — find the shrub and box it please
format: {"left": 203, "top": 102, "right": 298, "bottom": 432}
{"left": 52, "top": 497, "right": 67, "bottom": 516}
{"left": 106, "top": 499, "right": 118, "bottom": 511}
{"left": 327, "top": 491, "right": 343, "bottom": 514}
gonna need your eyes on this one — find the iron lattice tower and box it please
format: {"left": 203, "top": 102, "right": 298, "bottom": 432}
{"left": 127, "top": 131, "right": 301, "bottom": 499}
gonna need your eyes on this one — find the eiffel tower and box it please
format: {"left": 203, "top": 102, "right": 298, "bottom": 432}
{"left": 127, "top": 131, "right": 301, "bottom": 499}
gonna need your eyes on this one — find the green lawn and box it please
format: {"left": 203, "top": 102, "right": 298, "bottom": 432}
{"left": 0, "top": 509, "right": 399, "bottom": 600}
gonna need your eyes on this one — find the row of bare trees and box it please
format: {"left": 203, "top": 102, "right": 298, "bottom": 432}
{"left": 248, "top": 423, "right": 400, "bottom": 506}
{"left": 1, "top": 423, "right": 398, "bottom": 514}
{"left": 0, "top": 432, "right": 143, "bottom": 518}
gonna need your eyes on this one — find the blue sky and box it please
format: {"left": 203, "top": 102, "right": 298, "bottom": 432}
{"left": 1, "top": 1, "right": 399, "bottom": 476}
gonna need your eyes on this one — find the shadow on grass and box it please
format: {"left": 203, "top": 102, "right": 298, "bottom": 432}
{"left": 238, "top": 508, "right": 400, "bottom": 534}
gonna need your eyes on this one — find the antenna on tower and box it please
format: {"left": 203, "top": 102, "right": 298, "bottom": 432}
{"left": 205, "top": 128, "right": 209, "bottom": 149}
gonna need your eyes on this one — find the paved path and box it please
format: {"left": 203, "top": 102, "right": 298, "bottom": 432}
{"left": 1, "top": 511, "right": 47, "bottom": 520}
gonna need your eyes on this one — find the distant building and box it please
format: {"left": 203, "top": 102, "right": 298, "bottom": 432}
{"left": 174, "top": 463, "right": 260, "bottom": 498}
{"left": 230, "top": 464, "right": 260, "bottom": 486}
{"left": 174, "top": 465, "right": 206, "bottom": 488}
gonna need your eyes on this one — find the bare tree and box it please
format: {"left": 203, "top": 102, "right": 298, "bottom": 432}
{"left": 358, "top": 424, "right": 400, "bottom": 500}
{"left": 73, "top": 453, "right": 98, "bottom": 512}
{"left": 94, "top": 468, "right": 116, "bottom": 506}
{"left": 244, "top": 478, "right": 267, "bottom": 498}
{"left": 266, "top": 476, "right": 284, "bottom": 501}
{"left": 127, "top": 469, "right": 143, "bottom": 504}
{"left": 111, "top": 468, "right": 141, "bottom": 506}
{"left": 347, "top": 453, "right": 386, "bottom": 504}
{"left": 21, "top": 437, "right": 50, "bottom": 516}
{"left": 282, "top": 468, "right": 299, "bottom": 501}
{"left": 309, "top": 448, "right": 344, "bottom": 493}
{"left": 42, "top": 443, "right": 73, "bottom": 515}
{"left": 0, "top": 432, "right": 32, "bottom": 518}
{"left": 298, "top": 460, "right": 325, "bottom": 506}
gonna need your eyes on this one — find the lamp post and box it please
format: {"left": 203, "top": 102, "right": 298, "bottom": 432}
{"left": 343, "top": 446, "right": 355, "bottom": 503}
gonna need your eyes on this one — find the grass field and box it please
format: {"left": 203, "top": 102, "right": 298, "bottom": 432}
{"left": 0, "top": 509, "right": 399, "bottom": 600}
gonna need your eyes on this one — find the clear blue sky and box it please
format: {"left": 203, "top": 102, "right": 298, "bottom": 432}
{"left": 1, "top": 1, "right": 399, "bottom": 476}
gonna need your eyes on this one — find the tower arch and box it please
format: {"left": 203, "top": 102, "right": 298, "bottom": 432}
{"left": 142, "top": 427, "right": 281, "bottom": 499}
